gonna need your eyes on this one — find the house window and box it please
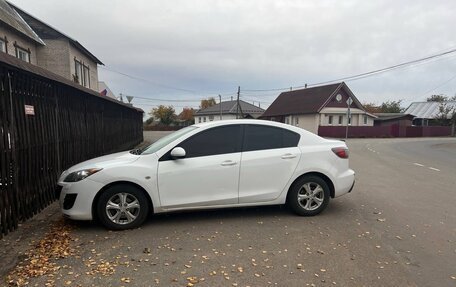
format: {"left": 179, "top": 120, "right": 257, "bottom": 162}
{"left": 338, "top": 115, "right": 343, "bottom": 125}
{"left": 328, "top": 115, "right": 333, "bottom": 125}
{"left": 16, "top": 46, "right": 30, "bottom": 62}
{"left": 209, "top": 115, "right": 214, "bottom": 121}
{"left": 363, "top": 115, "right": 368, "bottom": 125}
{"left": 198, "top": 117, "right": 201, "bottom": 123}
{"left": 0, "top": 38, "right": 5, "bottom": 53}
{"left": 348, "top": 115, "right": 351, "bottom": 125}
{"left": 285, "top": 117, "right": 290, "bottom": 124}
{"left": 74, "top": 60, "right": 82, "bottom": 83}
{"left": 203, "top": 117, "right": 206, "bottom": 122}
{"left": 295, "top": 117, "right": 299, "bottom": 125}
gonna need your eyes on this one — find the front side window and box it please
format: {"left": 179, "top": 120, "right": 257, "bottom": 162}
{"left": 142, "top": 126, "right": 198, "bottom": 155}
{"left": 243, "top": 125, "right": 300, "bottom": 152}
{"left": 176, "top": 125, "right": 241, "bottom": 158}
{"left": 16, "top": 47, "right": 30, "bottom": 62}
{"left": 328, "top": 115, "right": 333, "bottom": 125}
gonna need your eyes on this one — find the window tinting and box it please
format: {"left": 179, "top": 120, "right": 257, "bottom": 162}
{"left": 178, "top": 125, "right": 241, "bottom": 158}
{"left": 243, "top": 125, "right": 300, "bottom": 152}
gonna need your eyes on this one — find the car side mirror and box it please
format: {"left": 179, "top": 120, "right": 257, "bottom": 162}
{"left": 170, "top": 147, "right": 186, "bottom": 159}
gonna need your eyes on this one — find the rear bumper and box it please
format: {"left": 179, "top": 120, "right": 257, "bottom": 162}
{"left": 334, "top": 169, "right": 355, "bottom": 197}
{"left": 348, "top": 180, "right": 355, "bottom": 193}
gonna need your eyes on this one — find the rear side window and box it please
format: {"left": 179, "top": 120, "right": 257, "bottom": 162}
{"left": 176, "top": 125, "right": 241, "bottom": 158}
{"left": 243, "top": 125, "right": 300, "bottom": 152}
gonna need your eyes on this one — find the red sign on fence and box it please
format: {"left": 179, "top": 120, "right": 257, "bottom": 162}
{"left": 24, "top": 105, "right": 35, "bottom": 115}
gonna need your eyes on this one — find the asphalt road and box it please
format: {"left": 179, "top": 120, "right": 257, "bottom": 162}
{"left": 3, "top": 136, "right": 456, "bottom": 287}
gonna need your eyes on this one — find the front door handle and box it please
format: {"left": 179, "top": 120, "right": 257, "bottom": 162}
{"left": 221, "top": 160, "right": 237, "bottom": 166}
{"left": 281, "top": 153, "right": 297, "bottom": 159}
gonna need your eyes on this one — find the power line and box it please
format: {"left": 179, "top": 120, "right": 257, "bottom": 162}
{"left": 133, "top": 96, "right": 201, "bottom": 102}
{"left": 420, "top": 73, "right": 456, "bottom": 98}
{"left": 100, "top": 66, "right": 200, "bottom": 93}
{"left": 136, "top": 103, "right": 199, "bottom": 108}
{"left": 120, "top": 93, "right": 232, "bottom": 103}
{"left": 100, "top": 66, "right": 239, "bottom": 96}
{"left": 243, "top": 47, "right": 456, "bottom": 92}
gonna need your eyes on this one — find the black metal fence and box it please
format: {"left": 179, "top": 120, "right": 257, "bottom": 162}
{"left": 0, "top": 54, "right": 143, "bottom": 237}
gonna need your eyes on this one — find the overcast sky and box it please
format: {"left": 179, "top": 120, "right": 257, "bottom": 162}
{"left": 10, "top": 0, "right": 456, "bottom": 115}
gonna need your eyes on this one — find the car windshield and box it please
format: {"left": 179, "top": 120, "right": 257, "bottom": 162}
{"left": 140, "top": 126, "right": 198, "bottom": 155}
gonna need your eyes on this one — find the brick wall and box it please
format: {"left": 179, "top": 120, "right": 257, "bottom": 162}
{"left": 36, "top": 39, "right": 70, "bottom": 79}
{"left": 0, "top": 25, "right": 38, "bottom": 64}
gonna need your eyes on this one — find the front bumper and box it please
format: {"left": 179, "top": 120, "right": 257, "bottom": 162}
{"left": 58, "top": 178, "right": 105, "bottom": 220}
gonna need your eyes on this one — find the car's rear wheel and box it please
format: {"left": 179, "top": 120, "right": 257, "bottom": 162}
{"left": 288, "top": 175, "right": 330, "bottom": 216}
{"left": 96, "top": 184, "right": 149, "bottom": 230}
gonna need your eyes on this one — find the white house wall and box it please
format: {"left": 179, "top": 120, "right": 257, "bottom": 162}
{"left": 290, "top": 114, "right": 319, "bottom": 134}
{"left": 196, "top": 114, "right": 237, "bottom": 123}
{"left": 319, "top": 107, "right": 374, "bottom": 126}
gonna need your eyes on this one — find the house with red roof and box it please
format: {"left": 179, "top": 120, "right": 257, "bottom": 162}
{"left": 260, "top": 82, "right": 376, "bottom": 134}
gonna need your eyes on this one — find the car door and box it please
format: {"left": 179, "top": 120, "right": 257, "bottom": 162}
{"left": 157, "top": 125, "right": 242, "bottom": 209}
{"left": 238, "top": 124, "right": 301, "bottom": 203}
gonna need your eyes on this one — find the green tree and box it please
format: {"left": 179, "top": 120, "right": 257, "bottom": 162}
{"left": 362, "top": 102, "right": 381, "bottom": 113}
{"left": 379, "top": 100, "right": 404, "bottom": 113}
{"left": 200, "top": 97, "right": 217, "bottom": 109}
{"left": 150, "top": 105, "right": 176, "bottom": 125}
{"left": 426, "top": 94, "right": 448, "bottom": 102}
{"left": 179, "top": 108, "right": 195, "bottom": 122}
{"left": 434, "top": 95, "right": 456, "bottom": 130}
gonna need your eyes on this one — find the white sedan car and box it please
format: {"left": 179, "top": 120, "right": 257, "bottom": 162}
{"left": 57, "top": 120, "right": 355, "bottom": 230}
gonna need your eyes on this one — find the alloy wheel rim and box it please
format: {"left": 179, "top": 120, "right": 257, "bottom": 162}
{"left": 105, "top": 192, "right": 140, "bottom": 225}
{"left": 297, "top": 182, "right": 324, "bottom": 211}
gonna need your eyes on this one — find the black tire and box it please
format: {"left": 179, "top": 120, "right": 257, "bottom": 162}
{"left": 96, "top": 184, "right": 149, "bottom": 230}
{"left": 287, "top": 175, "right": 330, "bottom": 216}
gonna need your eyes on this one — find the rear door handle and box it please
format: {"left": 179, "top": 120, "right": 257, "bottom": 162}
{"left": 221, "top": 160, "right": 237, "bottom": 166}
{"left": 281, "top": 153, "right": 297, "bottom": 159}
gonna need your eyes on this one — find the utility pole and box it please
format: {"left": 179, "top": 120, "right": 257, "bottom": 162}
{"left": 219, "top": 94, "right": 222, "bottom": 120}
{"left": 236, "top": 86, "right": 240, "bottom": 119}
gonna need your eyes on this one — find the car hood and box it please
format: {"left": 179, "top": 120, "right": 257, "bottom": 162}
{"left": 66, "top": 151, "right": 140, "bottom": 173}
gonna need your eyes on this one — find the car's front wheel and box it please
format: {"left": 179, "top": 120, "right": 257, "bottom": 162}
{"left": 96, "top": 184, "right": 149, "bottom": 230}
{"left": 288, "top": 175, "right": 330, "bottom": 216}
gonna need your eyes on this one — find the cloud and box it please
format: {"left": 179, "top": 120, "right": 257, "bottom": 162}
{"left": 9, "top": 0, "right": 456, "bottom": 113}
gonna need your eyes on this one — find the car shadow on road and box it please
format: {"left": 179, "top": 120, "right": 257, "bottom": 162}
{"left": 66, "top": 200, "right": 353, "bottom": 232}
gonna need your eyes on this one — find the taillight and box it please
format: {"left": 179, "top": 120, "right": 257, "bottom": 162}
{"left": 332, "top": 147, "right": 349, "bottom": 159}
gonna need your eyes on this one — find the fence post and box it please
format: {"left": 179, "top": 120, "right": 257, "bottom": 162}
{"left": 7, "top": 72, "right": 18, "bottom": 232}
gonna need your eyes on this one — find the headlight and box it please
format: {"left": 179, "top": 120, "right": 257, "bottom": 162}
{"left": 63, "top": 168, "right": 102, "bottom": 182}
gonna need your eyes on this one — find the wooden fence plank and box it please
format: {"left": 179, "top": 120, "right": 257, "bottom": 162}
{"left": 0, "top": 60, "right": 143, "bottom": 236}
